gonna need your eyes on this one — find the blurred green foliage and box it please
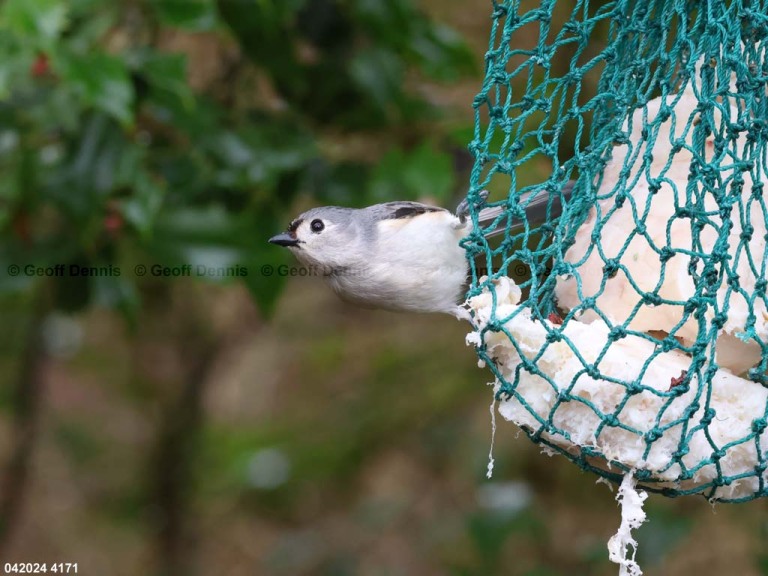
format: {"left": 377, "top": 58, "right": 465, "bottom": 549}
{"left": 0, "top": 0, "right": 475, "bottom": 317}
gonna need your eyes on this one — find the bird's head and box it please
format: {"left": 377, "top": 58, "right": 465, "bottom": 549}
{"left": 269, "top": 206, "right": 361, "bottom": 272}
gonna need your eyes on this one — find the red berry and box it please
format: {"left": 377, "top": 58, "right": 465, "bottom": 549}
{"left": 104, "top": 213, "right": 124, "bottom": 234}
{"left": 31, "top": 54, "right": 49, "bottom": 78}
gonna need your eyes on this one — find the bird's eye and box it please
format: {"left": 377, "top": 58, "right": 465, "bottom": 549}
{"left": 310, "top": 219, "right": 325, "bottom": 233}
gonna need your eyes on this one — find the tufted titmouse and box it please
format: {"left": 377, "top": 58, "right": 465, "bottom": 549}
{"left": 269, "top": 184, "right": 573, "bottom": 318}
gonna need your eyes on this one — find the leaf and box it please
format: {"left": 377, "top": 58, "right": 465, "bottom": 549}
{"left": 208, "top": 131, "right": 254, "bottom": 168}
{"left": 241, "top": 245, "right": 288, "bottom": 318}
{"left": 401, "top": 142, "right": 455, "bottom": 202}
{"left": 1, "top": 0, "right": 68, "bottom": 45}
{"left": 205, "top": 120, "right": 316, "bottom": 188}
{"left": 121, "top": 170, "right": 166, "bottom": 239}
{"left": 142, "top": 52, "right": 195, "bottom": 111}
{"left": 306, "top": 161, "right": 370, "bottom": 207}
{"left": 58, "top": 52, "right": 135, "bottom": 125}
{"left": 216, "top": 0, "right": 301, "bottom": 75}
{"left": 147, "top": 88, "right": 219, "bottom": 139}
{"left": 0, "top": 43, "right": 35, "bottom": 100}
{"left": 353, "top": 1, "right": 475, "bottom": 80}
{"left": 349, "top": 48, "right": 403, "bottom": 112}
{"left": 354, "top": 0, "right": 414, "bottom": 42}
{"left": 412, "top": 24, "right": 476, "bottom": 81}
{"left": 45, "top": 112, "right": 128, "bottom": 222}
{"left": 150, "top": 205, "right": 240, "bottom": 250}
{"left": 369, "top": 148, "right": 409, "bottom": 202}
{"left": 369, "top": 143, "right": 455, "bottom": 203}
{"left": 151, "top": 0, "right": 218, "bottom": 31}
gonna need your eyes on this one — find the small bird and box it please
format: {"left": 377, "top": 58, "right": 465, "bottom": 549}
{"left": 269, "top": 187, "right": 571, "bottom": 318}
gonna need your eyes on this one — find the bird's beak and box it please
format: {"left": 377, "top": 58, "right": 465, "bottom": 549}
{"left": 268, "top": 232, "right": 299, "bottom": 247}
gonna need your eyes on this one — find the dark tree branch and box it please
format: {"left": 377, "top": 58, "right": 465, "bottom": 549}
{"left": 144, "top": 286, "right": 254, "bottom": 576}
{"left": 0, "top": 289, "right": 49, "bottom": 556}
{"left": 152, "top": 330, "right": 222, "bottom": 576}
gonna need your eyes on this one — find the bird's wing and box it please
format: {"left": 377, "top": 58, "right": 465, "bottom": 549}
{"left": 368, "top": 201, "right": 449, "bottom": 221}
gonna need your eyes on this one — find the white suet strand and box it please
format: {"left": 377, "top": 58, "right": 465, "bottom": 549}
{"left": 607, "top": 473, "right": 648, "bottom": 576}
{"left": 554, "top": 66, "right": 767, "bottom": 376}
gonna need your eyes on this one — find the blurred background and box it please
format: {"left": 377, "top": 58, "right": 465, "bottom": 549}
{"left": 1, "top": 0, "right": 767, "bottom": 574}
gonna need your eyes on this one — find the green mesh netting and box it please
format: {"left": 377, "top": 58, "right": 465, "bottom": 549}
{"left": 464, "top": 0, "right": 768, "bottom": 502}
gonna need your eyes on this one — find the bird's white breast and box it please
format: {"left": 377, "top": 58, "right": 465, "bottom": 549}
{"left": 328, "top": 211, "right": 469, "bottom": 313}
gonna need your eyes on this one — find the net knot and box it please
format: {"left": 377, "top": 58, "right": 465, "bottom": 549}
{"left": 700, "top": 408, "right": 717, "bottom": 426}
{"left": 603, "top": 259, "right": 620, "bottom": 278}
{"left": 634, "top": 469, "right": 653, "bottom": 481}
{"left": 603, "top": 414, "right": 621, "bottom": 427}
{"left": 751, "top": 419, "right": 768, "bottom": 434}
{"left": 644, "top": 429, "right": 663, "bottom": 442}
{"left": 641, "top": 292, "right": 662, "bottom": 306}
{"left": 673, "top": 446, "right": 690, "bottom": 459}
{"left": 608, "top": 326, "right": 627, "bottom": 341}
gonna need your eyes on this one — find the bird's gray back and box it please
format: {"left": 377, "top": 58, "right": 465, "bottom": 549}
{"left": 361, "top": 201, "right": 448, "bottom": 241}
